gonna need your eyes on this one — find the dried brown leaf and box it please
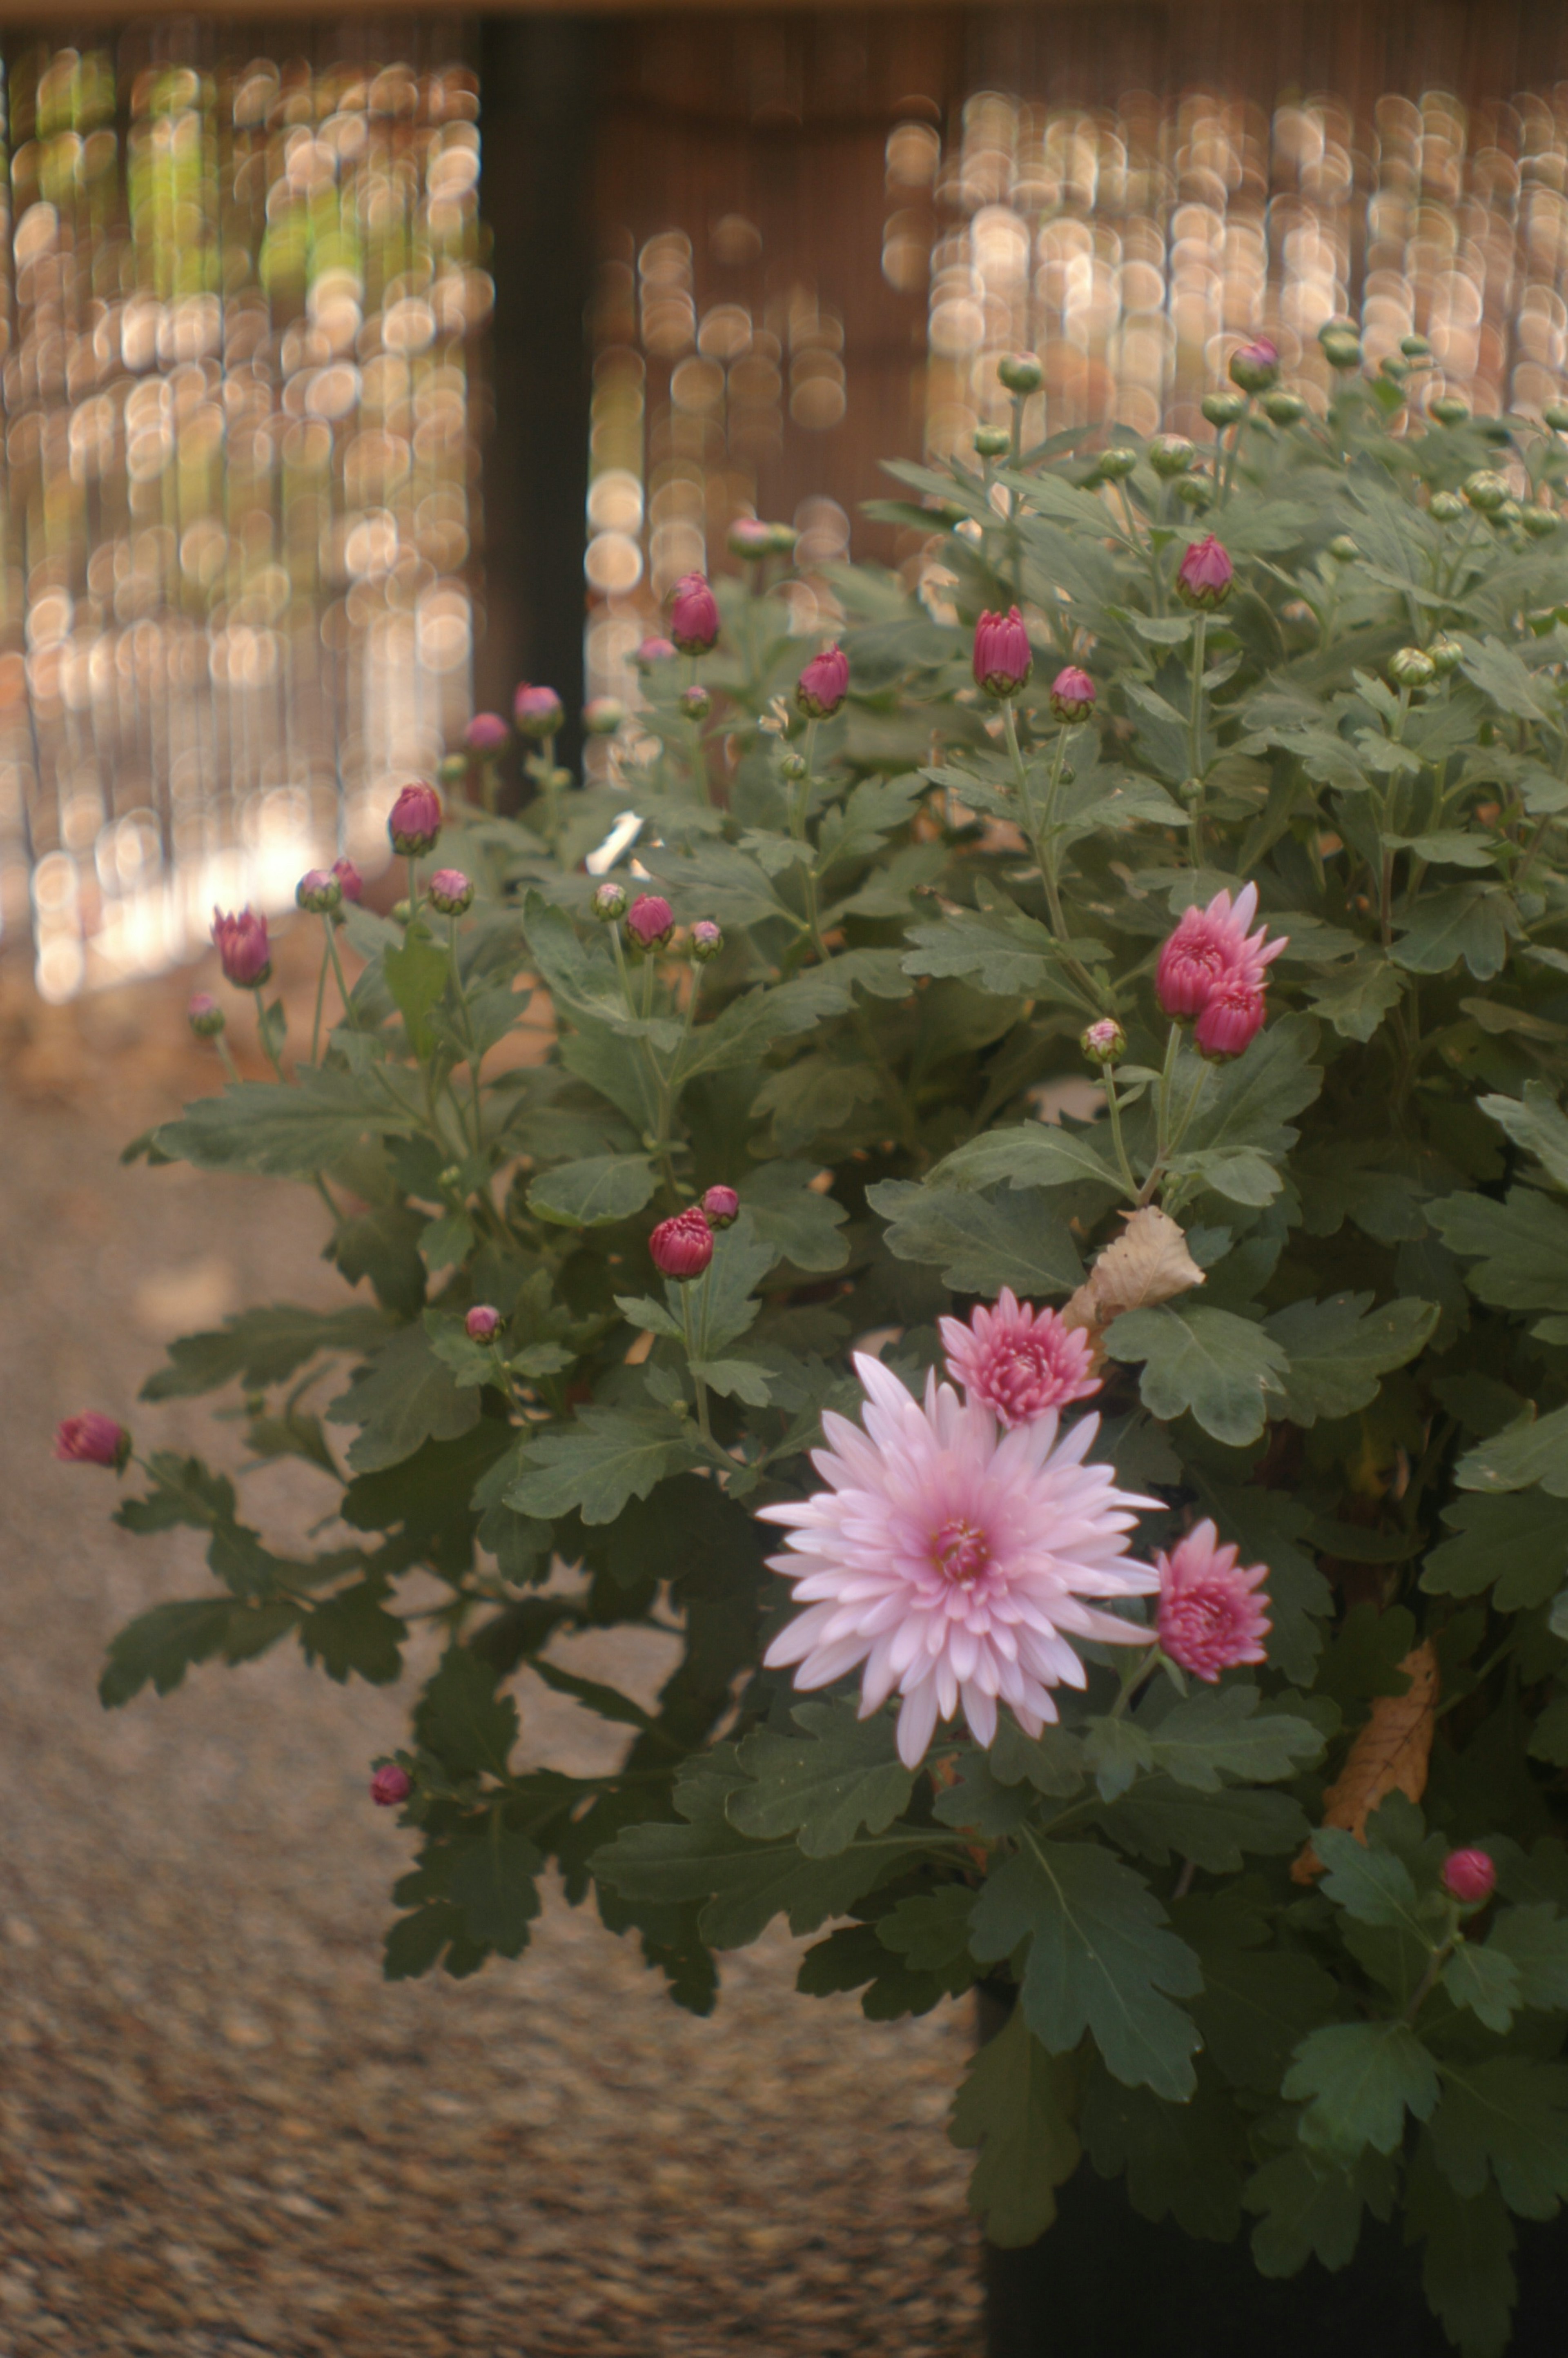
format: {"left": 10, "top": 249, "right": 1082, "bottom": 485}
{"left": 1061, "top": 1205, "right": 1206, "bottom": 1345}
{"left": 1291, "top": 1639, "right": 1439, "bottom": 1884}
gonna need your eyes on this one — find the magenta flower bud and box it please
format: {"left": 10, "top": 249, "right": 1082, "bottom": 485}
{"left": 669, "top": 572, "right": 720, "bottom": 656}
{"left": 187, "top": 992, "right": 226, "bottom": 1039}
{"left": 973, "top": 606, "right": 1033, "bottom": 698}
{"left": 626, "top": 894, "right": 675, "bottom": 952}
{"left": 583, "top": 697, "right": 626, "bottom": 736}
{"left": 333, "top": 857, "right": 364, "bottom": 904}
{"left": 296, "top": 867, "right": 342, "bottom": 915}
{"left": 1175, "top": 534, "right": 1234, "bottom": 610}
{"left": 465, "top": 711, "right": 510, "bottom": 754}
{"left": 428, "top": 869, "right": 474, "bottom": 916}
{"left": 635, "top": 635, "right": 678, "bottom": 667}
{"left": 465, "top": 1305, "right": 502, "bottom": 1343}
{"left": 797, "top": 643, "right": 849, "bottom": 720}
{"left": 728, "top": 517, "right": 774, "bottom": 560}
{"left": 1049, "top": 666, "right": 1096, "bottom": 724}
{"left": 702, "top": 1185, "right": 739, "bottom": 1229}
{"left": 211, "top": 906, "right": 272, "bottom": 989}
{"left": 1228, "top": 335, "right": 1279, "bottom": 395}
{"left": 650, "top": 1207, "right": 714, "bottom": 1280}
{"left": 370, "top": 1763, "right": 412, "bottom": 1808}
{"left": 592, "top": 878, "right": 628, "bottom": 922}
{"left": 513, "top": 684, "right": 564, "bottom": 739}
{"left": 1194, "top": 979, "right": 1268, "bottom": 1059}
{"left": 1442, "top": 1848, "right": 1497, "bottom": 1906}
{"left": 690, "top": 919, "right": 724, "bottom": 962}
{"left": 680, "top": 684, "right": 712, "bottom": 721}
{"left": 1080, "top": 1017, "right": 1125, "bottom": 1065}
{"left": 388, "top": 782, "right": 442, "bottom": 856}
{"left": 54, "top": 1414, "right": 131, "bottom": 1472}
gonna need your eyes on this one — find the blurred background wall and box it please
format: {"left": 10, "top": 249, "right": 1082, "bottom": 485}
{"left": 7, "top": 2, "right": 1568, "bottom": 1002}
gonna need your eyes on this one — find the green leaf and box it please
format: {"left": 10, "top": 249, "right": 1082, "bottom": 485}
{"left": 868, "top": 1179, "right": 1083, "bottom": 1297}
{"left": 1176, "top": 1014, "right": 1323, "bottom": 1163}
{"left": 1455, "top": 1404, "right": 1568, "bottom": 1499}
{"left": 1479, "top": 1081, "right": 1568, "bottom": 1190}
{"left": 327, "top": 1322, "right": 481, "bottom": 1475}
{"left": 737, "top": 1161, "right": 849, "bottom": 1273}
{"left": 728, "top": 1701, "right": 915, "bottom": 1857}
{"left": 1391, "top": 886, "right": 1517, "bottom": 981}
{"left": 1283, "top": 2020, "right": 1440, "bottom": 2161}
{"left": 968, "top": 1835, "right": 1203, "bottom": 2099}
{"left": 1164, "top": 1144, "right": 1283, "bottom": 1206}
{"left": 1430, "top": 2055, "right": 1568, "bottom": 2217}
{"left": 931, "top": 1122, "right": 1127, "bottom": 1196}
{"left": 1485, "top": 1905, "right": 1568, "bottom": 2009}
{"left": 329, "top": 1202, "right": 428, "bottom": 1318}
{"left": 1459, "top": 632, "right": 1557, "bottom": 723}
{"left": 948, "top": 2008, "right": 1082, "bottom": 2247}
{"left": 448, "top": 1826, "right": 543, "bottom": 1956}
{"left": 1176, "top": 1897, "right": 1339, "bottom": 2092}
{"left": 100, "top": 1596, "right": 295, "bottom": 1705}
{"left": 1106, "top": 1303, "right": 1287, "bottom": 1446}
{"left": 690, "top": 1356, "right": 773, "bottom": 1405}
{"left": 1406, "top": 2149, "right": 1516, "bottom": 2358}
{"left": 1245, "top": 2147, "right": 1394, "bottom": 2276}
{"left": 592, "top": 1754, "right": 911, "bottom": 1948}
{"left": 1423, "top": 1490, "right": 1568, "bottom": 1607}
{"left": 1304, "top": 952, "right": 1407, "bottom": 1042}
{"left": 383, "top": 933, "right": 450, "bottom": 1057}
{"left": 1428, "top": 1187, "right": 1568, "bottom": 1312}
{"left": 1442, "top": 1940, "right": 1521, "bottom": 2034}
{"left": 152, "top": 1071, "right": 413, "bottom": 1176}
{"left": 1263, "top": 1292, "right": 1438, "bottom": 1427}
{"left": 1139, "top": 1686, "right": 1323, "bottom": 1791}
{"left": 1313, "top": 1828, "right": 1432, "bottom": 1936}
{"left": 140, "top": 1304, "right": 394, "bottom": 1400}
{"left": 1097, "top": 1779, "right": 1309, "bottom": 1871}
{"left": 526, "top": 1153, "right": 658, "bottom": 1228}
{"left": 299, "top": 1581, "right": 406, "bottom": 1683}
{"left": 1081, "top": 2068, "right": 1246, "bottom": 2241}
{"left": 415, "top": 1645, "right": 520, "bottom": 1777}
{"left": 876, "top": 1885, "right": 977, "bottom": 1970}
{"left": 505, "top": 1406, "right": 699, "bottom": 1524}
{"left": 901, "top": 900, "right": 1063, "bottom": 998}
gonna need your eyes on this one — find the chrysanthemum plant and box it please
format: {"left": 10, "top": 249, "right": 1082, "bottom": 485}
{"left": 95, "top": 329, "right": 1568, "bottom": 2353}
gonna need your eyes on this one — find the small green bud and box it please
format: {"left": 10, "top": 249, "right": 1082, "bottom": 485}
{"left": 1175, "top": 476, "right": 1212, "bottom": 509}
{"left": 1496, "top": 498, "right": 1523, "bottom": 528}
{"left": 1390, "top": 645, "right": 1437, "bottom": 688}
{"left": 437, "top": 752, "right": 470, "bottom": 788}
{"left": 1201, "top": 390, "right": 1247, "bottom": 428}
{"left": 1148, "top": 434, "right": 1195, "bottom": 479}
{"left": 972, "top": 425, "right": 1011, "bottom": 459}
{"left": 1429, "top": 395, "right": 1470, "bottom": 426}
{"left": 680, "top": 685, "right": 711, "bottom": 721}
{"left": 1379, "top": 354, "right": 1410, "bottom": 383}
{"left": 780, "top": 749, "right": 809, "bottom": 782}
{"left": 1095, "top": 445, "right": 1138, "bottom": 480}
{"left": 1544, "top": 401, "right": 1568, "bottom": 432}
{"left": 689, "top": 919, "right": 724, "bottom": 962}
{"left": 1429, "top": 490, "right": 1464, "bottom": 522}
{"left": 1428, "top": 637, "right": 1463, "bottom": 675}
{"left": 1400, "top": 333, "right": 1432, "bottom": 360}
{"left": 1522, "top": 503, "right": 1559, "bottom": 538}
{"left": 1080, "top": 1017, "right": 1126, "bottom": 1065}
{"left": 1319, "top": 327, "right": 1362, "bottom": 370}
{"left": 1261, "top": 391, "right": 1306, "bottom": 426}
{"left": 392, "top": 898, "right": 412, "bottom": 924}
{"left": 1463, "top": 470, "right": 1510, "bottom": 513}
{"left": 997, "top": 351, "right": 1043, "bottom": 395}
{"left": 592, "top": 878, "right": 628, "bottom": 922}
{"left": 1329, "top": 534, "right": 1359, "bottom": 562}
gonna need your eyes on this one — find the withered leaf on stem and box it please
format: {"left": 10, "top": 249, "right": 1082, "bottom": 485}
{"left": 1291, "top": 1639, "right": 1439, "bottom": 1885}
{"left": 1060, "top": 1205, "right": 1205, "bottom": 1354}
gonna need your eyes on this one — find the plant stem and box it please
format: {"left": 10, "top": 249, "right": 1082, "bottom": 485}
{"left": 309, "top": 936, "right": 330, "bottom": 1066}
{"left": 1004, "top": 700, "right": 1097, "bottom": 1004}
{"left": 325, "top": 919, "right": 356, "bottom": 1030}
{"left": 1107, "top": 1642, "right": 1162, "bottom": 1719}
{"left": 679, "top": 1282, "right": 713, "bottom": 1443}
{"left": 1186, "top": 611, "right": 1208, "bottom": 868}
{"left": 214, "top": 1032, "right": 241, "bottom": 1084}
{"left": 1137, "top": 1021, "right": 1185, "bottom": 1206}
{"left": 449, "top": 913, "right": 485, "bottom": 1153}
{"left": 1102, "top": 1069, "right": 1139, "bottom": 1199}
{"left": 251, "top": 987, "right": 285, "bottom": 1080}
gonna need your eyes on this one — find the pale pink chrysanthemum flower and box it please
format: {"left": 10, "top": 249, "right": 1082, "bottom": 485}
{"left": 760, "top": 1354, "right": 1159, "bottom": 1769}
{"left": 939, "top": 1288, "right": 1101, "bottom": 1428}
{"left": 1155, "top": 1519, "right": 1271, "bottom": 1682}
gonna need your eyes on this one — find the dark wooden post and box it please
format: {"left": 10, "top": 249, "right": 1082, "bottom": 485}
{"left": 476, "top": 14, "right": 600, "bottom": 771}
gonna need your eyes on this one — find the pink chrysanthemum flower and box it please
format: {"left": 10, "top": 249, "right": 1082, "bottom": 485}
{"left": 939, "top": 1289, "right": 1101, "bottom": 1428}
{"left": 1155, "top": 880, "right": 1287, "bottom": 1018}
{"left": 1155, "top": 1519, "right": 1271, "bottom": 1682}
{"left": 760, "top": 1354, "right": 1159, "bottom": 1769}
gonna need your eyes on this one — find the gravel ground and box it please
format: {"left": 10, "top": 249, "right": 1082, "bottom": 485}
{"left": 0, "top": 960, "right": 985, "bottom": 2358}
